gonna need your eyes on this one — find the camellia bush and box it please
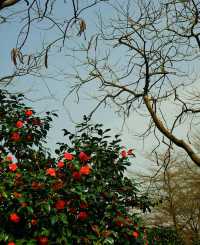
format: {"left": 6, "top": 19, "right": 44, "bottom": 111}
{"left": 0, "top": 89, "right": 150, "bottom": 244}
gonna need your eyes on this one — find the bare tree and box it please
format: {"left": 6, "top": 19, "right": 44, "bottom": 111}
{"left": 68, "top": 0, "right": 200, "bottom": 167}
{"left": 140, "top": 152, "right": 200, "bottom": 244}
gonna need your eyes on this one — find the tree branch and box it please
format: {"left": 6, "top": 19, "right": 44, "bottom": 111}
{"left": 143, "top": 95, "right": 200, "bottom": 167}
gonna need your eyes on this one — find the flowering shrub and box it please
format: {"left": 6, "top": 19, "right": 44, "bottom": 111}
{"left": 0, "top": 89, "right": 149, "bottom": 244}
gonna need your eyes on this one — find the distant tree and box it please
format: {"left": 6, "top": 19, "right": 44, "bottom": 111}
{"left": 140, "top": 152, "right": 200, "bottom": 244}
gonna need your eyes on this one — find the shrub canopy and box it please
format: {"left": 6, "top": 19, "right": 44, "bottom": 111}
{"left": 0, "top": 89, "right": 149, "bottom": 244}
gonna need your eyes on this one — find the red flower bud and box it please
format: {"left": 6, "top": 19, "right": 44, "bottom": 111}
{"left": 9, "top": 163, "right": 17, "bottom": 172}
{"left": 72, "top": 171, "right": 81, "bottom": 181}
{"left": 8, "top": 242, "right": 15, "bottom": 245}
{"left": 63, "top": 152, "right": 74, "bottom": 160}
{"left": 79, "top": 152, "right": 90, "bottom": 162}
{"left": 25, "top": 109, "right": 33, "bottom": 117}
{"left": 55, "top": 200, "right": 65, "bottom": 210}
{"left": 9, "top": 213, "right": 20, "bottom": 223}
{"left": 121, "top": 150, "right": 127, "bottom": 158}
{"left": 46, "top": 168, "right": 56, "bottom": 177}
{"left": 57, "top": 161, "right": 64, "bottom": 168}
{"left": 10, "top": 132, "right": 20, "bottom": 142}
{"left": 77, "top": 211, "right": 88, "bottom": 221}
{"left": 15, "top": 120, "right": 24, "bottom": 128}
{"left": 38, "top": 236, "right": 48, "bottom": 245}
{"left": 133, "top": 231, "right": 139, "bottom": 239}
{"left": 79, "top": 165, "right": 91, "bottom": 175}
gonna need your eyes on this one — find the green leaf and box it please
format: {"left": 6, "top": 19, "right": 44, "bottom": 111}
{"left": 40, "top": 227, "right": 50, "bottom": 236}
{"left": 59, "top": 213, "right": 68, "bottom": 224}
{"left": 42, "top": 202, "right": 51, "bottom": 213}
{"left": 26, "top": 206, "right": 34, "bottom": 214}
{"left": 104, "top": 237, "right": 114, "bottom": 244}
{"left": 0, "top": 232, "right": 9, "bottom": 242}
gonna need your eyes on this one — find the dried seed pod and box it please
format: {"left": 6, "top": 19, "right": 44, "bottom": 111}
{"left": 11, "top": 48, "right": 23, "bottom": 66}
{"left": 78, "top": 19, "right": 86, "bottom": 36}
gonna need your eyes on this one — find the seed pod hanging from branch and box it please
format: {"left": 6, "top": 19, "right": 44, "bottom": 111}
{"left": 78, "top": 19, "right": 86, "bottom": 36}
{"left": 11, "top": 48, "right": 23, "bottom": 66}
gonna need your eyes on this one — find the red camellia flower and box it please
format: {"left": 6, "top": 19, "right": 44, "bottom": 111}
{"left": 9, "top": 213, "right": 20, "bottom": 223}
{"left": 46, "top": 168, "right": 56, "bottom": 177}
{"left": 38, "top": 236, "right": 48, "bottom": 245}
{"left": 72, "top": 171, "right": 81, "bottom": 181}
{"left": 10, "top": 132, "right": 20, "bottom": 142}
{"left": 25, "top": 109, "right": 33, "bottom": 117}
{"left": 8, "top": 242, "right": 15, "bottom": 245}
{"left": 121, "top": 150, "right": 127, "bottom": 158}
{"left": 79, "top": 152, "right": 90, "bottom": 162}
{"left": 63, "top": 152, "right": 74, "bottom": 160}
{"left": 77, "top": 211, "right": 88, "bottom": 221}
{"left": 79, "top": 165, "right": 91, "bottom": 175}
{"left": 55, "top": 199, "right": 65, "bottom": 210}
{"left": 9, "top": 163, "right": 17, "bottom": 172}
{"left": 57, "top": 161, "right": 64, "bottom": 168}
{"left": 15, "top": 120, "right": 24, "bottom": 128}
{"left": 132, "top": 231, "right": 139, "bottom": 239}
